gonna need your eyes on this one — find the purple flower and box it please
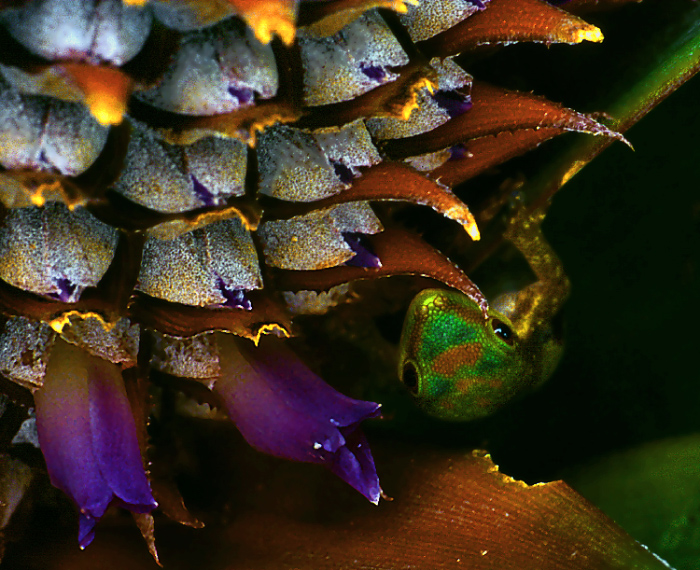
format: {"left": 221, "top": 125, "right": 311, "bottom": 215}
{"left": 432, "top": 90, "right": 473, "bottom": 119}
{"left": 214, "top": 334, "right": 382, "bottom": 504}
{"left": 343, "top": 232, "right": 382, "bottom": 269}
{"left": 34, "top": 339, "right": 157, "bottom": 549}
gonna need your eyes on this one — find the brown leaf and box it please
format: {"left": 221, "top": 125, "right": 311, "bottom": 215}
{"left": 128, "top": 290, "right": 292, "bottom": 341}
{"left": 272, "top": 227, "right": 489, "bottom": 317}
{"left": 131, "top": 513, "right": 161, "bottom": 567}
{"left": 431, "top": 127, "right": 564, "bottom": 187}
{"left": 382, "top": 82, "right": 627, "bottom": 159}
{"left": 262, "top": 161, "right": 480, "bottom": 240}
{"left": 11, "top": 445, "right": 672, "bottom": 570}
{"left": 129, "top": 98, "right": 302, "bottom": 147}
{"left": 152, "top": 482, "right": 206, "bottom": 531}
{"left": 417, "top": 0, "right": 603, "bottom": 58}
{"left": 202, "top": 448, "right": 670, "bottom": 570}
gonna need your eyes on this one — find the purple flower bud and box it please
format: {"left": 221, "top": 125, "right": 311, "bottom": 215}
{"left": 343, "top": 232, "right": 382, "bottom": 269}
{"left": 432, "top": 90, "right": 473, "bottom": 119}
{"left": 359, "top": 64, "right": 388, "bottom": 83}
{"left": 216, "top": 276, "right": 253, "bottom": 310}
{"left": 34, "top": 340, "right": 157, "bottom": 549}
{"left": 214, "top": 334, "right": 382, "bottom": 504}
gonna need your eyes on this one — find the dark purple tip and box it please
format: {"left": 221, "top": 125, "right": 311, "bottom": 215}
{"left": 50, "top": 278, "right": 78, "bottom": 303}
{"left": 449, "top": 144, "right": 471, "bottom": 161}
{"left": 331, "top": 161, "right": 355, "bottom": 185}
{"left": 470, "top": 0, "right": 487, "bottom": 8}
{"left": 191, "top": 174, "right": 218, "bottom": 207}
{"left": 217, "top": 277, "right": 253, "bottom": 310}
{"left": 214, "top": 334, "right": 382, "bottom": 504}
{"left": 432, "top": 90, "right": 472, "bottom": 119}
{"left": 359, "top": 64, "right": 387, "bottom": 83}
{"left": 228, "top": 86, "right": 255, "bottom": 105}
{"left": 37, "top": 149, "right": 53, "bottom": 171}
{"left": 343, "top": 233, "right": 381, "bottom": 269}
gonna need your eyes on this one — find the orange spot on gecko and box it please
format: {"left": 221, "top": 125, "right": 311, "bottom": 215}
{"left": 432, "top": 343, "right": 482, "bottom": 377}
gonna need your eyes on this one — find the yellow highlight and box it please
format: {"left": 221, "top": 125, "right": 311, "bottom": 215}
{"left": 443, "top": 205, "right": 481, "bottom": 241}
{"left": 393, "top": 0, "right": 419, "bottom": 13}
{"left": 88, "top": 95, "right": 127, "bottom": 126}
{"left": 560, "top": 159, "right": 587, "bottom": 187}
{"left": 464, "top": 219, "right": 480, "bottom": 242}
{"left": 400, "top": 78, "right": 437, "bottom": 120}
{"left": 61, "top": 64, "right": 131, "bottom": 126}
{"left": 244, "top": 8, "right": 296, "bottom": 45}
{"left": 50, "top": 311, "right": 115, "bottom": 334}
{"left": 30, "top": 190, "right": 46, "bottom": 207}
{"left": 122, "top": 0, "right": 148, "bottom": 5}
{"left": 576, "top": 25, "right": 604, "bottom": 44}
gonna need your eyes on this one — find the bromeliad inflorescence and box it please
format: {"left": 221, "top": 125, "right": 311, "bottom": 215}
{"left": 0, "top": 0, "right": 631, "bottom": 558}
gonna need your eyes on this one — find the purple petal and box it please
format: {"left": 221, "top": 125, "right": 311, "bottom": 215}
{"left": 227, "top": 86, "right": 255, "bottom": 105}
{"left": 191, "top": 174, "right": 218, "bottom": 207}
{"left": 449, "top": 144, "right": 471, "bottom": 161}
{"left": 87, "top": 355, "right": 157, "bottom": 513}
{"left": 236, "top": 337, "right": 381, "bottom": 427}
{"left": 35, "top": 341, "right": 113, "bottom": 543}
{"left": 343, "top": 232, "right": 382, "bottom": 269}
{"left": 216, "top": 277, "right": 253, "bottom": 310}
{"left": 34, "top": 339, "right": 156, "bottom": 548}
{"left": 214, "top": 334, "right": 381, "bottom": 502}
{"left": 432, "top": 90, "right": 473, "bottom": 119}
{"left": 359, "top": 64, "right": 387, "bottom": 82}
{"left": 329, "top": 429, "right": 381, "bottom": 504}
{"left": 48, "top": 277, "right": 78, "bottom": 303}
{"left": 331, "top": 161, "right": 355, "bottom": 185}
{"left": 78, "top": 515, "right": 98, "bottom": 550}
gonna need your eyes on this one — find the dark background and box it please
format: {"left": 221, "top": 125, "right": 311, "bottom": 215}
{"left": 444, "top": 0, "right": 700, "bottom": 481}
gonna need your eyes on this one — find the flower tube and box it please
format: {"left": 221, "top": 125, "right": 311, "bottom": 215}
{"left": 214, "top": 333, "right": 382, "bottom": 504}
{"left": 34, "top": 339, "right": 157, "bottom": 548}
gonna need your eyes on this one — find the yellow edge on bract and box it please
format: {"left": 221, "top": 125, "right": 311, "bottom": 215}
{"left": 252, "top": 323, "right": 291, "bottom": 346}
{"left": 50, "top": 311, "right": 116, "bottom": 334}
{"left": 473, "top": 450, "right": 548, "bottom": 489}
{"left": 147, "top": 205, "right": 260, "bottom": 240}
{"left": 444, "top": 205, "right": 480, "bottom": 241}
{"left": 122, "top": 0, "right": 148, "bottom": 5}
{"left": 400, "top": 77, "right": 438, "bottom": 120}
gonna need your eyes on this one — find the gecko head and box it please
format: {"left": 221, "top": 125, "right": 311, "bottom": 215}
{"left": 398, "top": 288, "right": 533, "bottom": 422}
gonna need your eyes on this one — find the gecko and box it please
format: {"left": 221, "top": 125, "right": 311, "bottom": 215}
{"left": 397, "top": 208, "right": 570, "bottom": 421}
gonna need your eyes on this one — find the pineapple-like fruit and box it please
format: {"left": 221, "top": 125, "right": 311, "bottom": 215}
{"left": 0, "top": 0, "right": 633, "bottom": 558}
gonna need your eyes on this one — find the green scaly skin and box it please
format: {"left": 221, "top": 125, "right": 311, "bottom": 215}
{"left": 397, "top": 209, "right": 570, "bottom": 422}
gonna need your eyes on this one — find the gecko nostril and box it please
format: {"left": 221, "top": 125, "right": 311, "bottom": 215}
{"left": 402, "top": 362, "right": 420, "bottom": 395}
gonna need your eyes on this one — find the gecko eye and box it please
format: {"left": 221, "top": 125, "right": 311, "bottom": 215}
{"left": 491, "top": 318, "right": 515, "bottom": 347}
{"left": 402, "top": 362, "right": 420, "bottom": 395}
